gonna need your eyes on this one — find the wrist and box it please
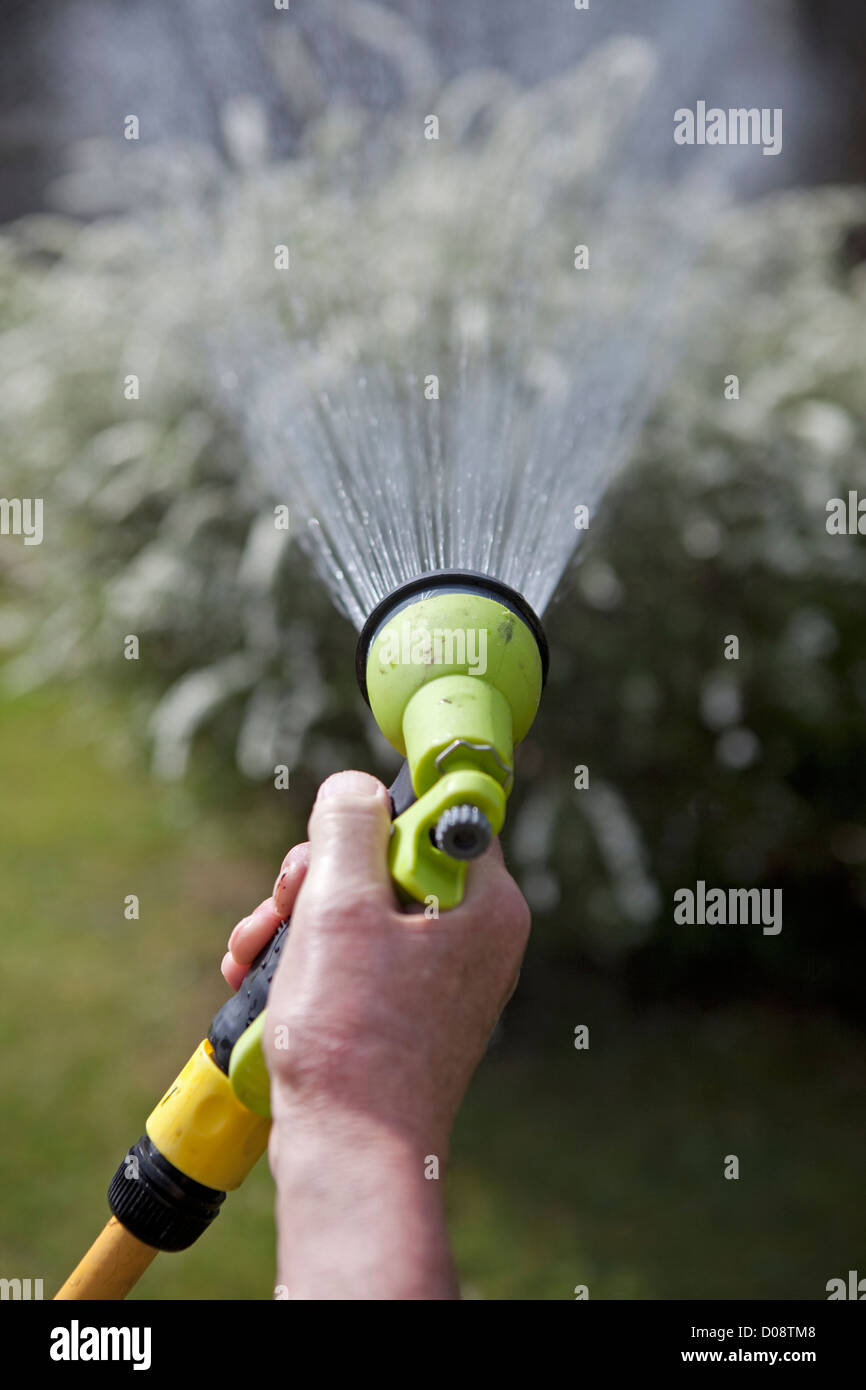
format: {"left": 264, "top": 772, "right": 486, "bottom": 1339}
{"left": 268, "top": 1098, "right": 457, "bottom": 1299}
{"left": 270, "top": 1087, "right": 450, "bottom": 1178}
{"left": 266, "top": 1037, "right": 453, "bottom": 1157}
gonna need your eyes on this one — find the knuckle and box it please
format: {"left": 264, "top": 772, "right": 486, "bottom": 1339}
{"left": 509, "top": 881, "right": 532, "bottom": 939}
{"left": 311, "top": 796, "right": 389, "bottom": 833}
{"left": 486, "top": 868, "right": 532, "bottom": 939}
{"left": 265, "top": 1020, "right": 366, "bottom": 1102}
{"left": 307, "top": 879, "right": 392, "bottom": 931}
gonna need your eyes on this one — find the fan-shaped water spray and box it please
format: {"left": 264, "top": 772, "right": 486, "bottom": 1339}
{"left": 202, "top": 17, "right": 729, "bottom": 628}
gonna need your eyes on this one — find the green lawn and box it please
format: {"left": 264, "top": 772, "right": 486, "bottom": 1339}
{"left": 0, "top": 687, "right": 863, "bottom": 1299}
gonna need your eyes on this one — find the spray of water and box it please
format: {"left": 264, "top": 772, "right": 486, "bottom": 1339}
{"left": 199, "top": 9, "right": 729, "bottom": 628}
{"left": 15, "top": 1, "right": 735, "bottom": 647}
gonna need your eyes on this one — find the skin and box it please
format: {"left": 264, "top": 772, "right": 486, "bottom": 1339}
{"left": 221, "top": 769, "right": 531, "bottom": 1300}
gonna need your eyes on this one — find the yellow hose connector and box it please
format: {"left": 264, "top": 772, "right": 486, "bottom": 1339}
{"left": 146, "top": 1038, "right": 270, "bottom": 1191}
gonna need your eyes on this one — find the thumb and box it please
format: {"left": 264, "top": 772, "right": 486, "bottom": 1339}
{"left": 304, "top": 770, "right": 395, "bottom": 908}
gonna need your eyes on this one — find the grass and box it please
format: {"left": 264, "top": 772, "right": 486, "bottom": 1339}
{"left": 0, "top": 685, "right": 863, "bottom": 1299}
{"left": 451, "top": 986, "right": 865, "bottom": 1299}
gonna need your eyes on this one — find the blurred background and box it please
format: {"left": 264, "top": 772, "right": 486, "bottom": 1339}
{"left": 1, "top": 0, "right": 864, "bottom": 1300}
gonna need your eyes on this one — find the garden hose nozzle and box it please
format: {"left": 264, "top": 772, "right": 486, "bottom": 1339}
{"left": 356, "top": 569, "right": 549, "bottom": 911}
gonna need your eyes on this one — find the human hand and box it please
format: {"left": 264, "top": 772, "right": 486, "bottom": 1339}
{"left": 223, "top": 768, "right": 530, "bottom": 1153}
{"left": 221, "top": 768, "right": 531, "bottom": 1298}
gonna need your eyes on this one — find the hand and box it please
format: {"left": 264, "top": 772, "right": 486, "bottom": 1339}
{"left": 221, "top": 768, "right": 531, "bottom": 1299}
{"left": 223, "top": 768, "right": 530, "bottom": 1148}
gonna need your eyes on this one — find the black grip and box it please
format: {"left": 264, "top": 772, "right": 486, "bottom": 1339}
{"left": 206, "top": 761, "right": 412, "bottom": 1075}
{"left": 387, "top": 758, "right": 417, "bottom": 818}
{"left": 207, "top": 920, "right": 290, "bottom": 1074}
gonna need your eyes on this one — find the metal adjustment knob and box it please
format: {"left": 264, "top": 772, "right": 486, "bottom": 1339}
{"left": 433, "top": 804, "right": 493, "bottom": 860}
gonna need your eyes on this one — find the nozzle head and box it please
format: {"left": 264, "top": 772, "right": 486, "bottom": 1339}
{"left": 355, "top": 570, "right": 548, "bottom": 908}
{"left": 356, "top": 570, "right": 548, "bottom": 755}
{"left": 356, "top": 570, "right": 548, "bottom": 703}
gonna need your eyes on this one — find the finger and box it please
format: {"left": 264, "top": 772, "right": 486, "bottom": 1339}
{"left": 304, "top": 770, "right": 394, "bottom": 910}
{"left": 395, "top": 839, "right": 507, "bottom": 918}
{"left": 220, "top": 950, "right": 249, "bottom": 992}
{"left": 227, "top": 896, "right": 284, "bottom": 968}
{"left": 273, "top": 842, "right": 311, "bottom": 918}
{"left": 459, "top": 835, "right": 510, "bottom": 908}
{"left": 227, "top": 846, "right": 311, "bottom": 973}
{"left": 455, "top": 835, "right": 531, "bottom": 937}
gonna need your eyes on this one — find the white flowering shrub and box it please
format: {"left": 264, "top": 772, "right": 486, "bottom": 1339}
{"left": 1, "top": 11, "right": 865, "bottom": 996}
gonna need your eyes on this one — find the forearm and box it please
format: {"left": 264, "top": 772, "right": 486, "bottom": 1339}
{"left": 271, "top": 1102, "right": 459, "bottom": 1300}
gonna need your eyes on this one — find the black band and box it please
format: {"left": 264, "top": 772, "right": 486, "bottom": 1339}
{"left": 108, "top": 1136, "right": 225, "bottom": 1252}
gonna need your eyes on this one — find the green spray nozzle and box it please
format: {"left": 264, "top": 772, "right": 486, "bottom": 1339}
{"left": 357, "top": 570, "right": 548, "bottom": 910}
